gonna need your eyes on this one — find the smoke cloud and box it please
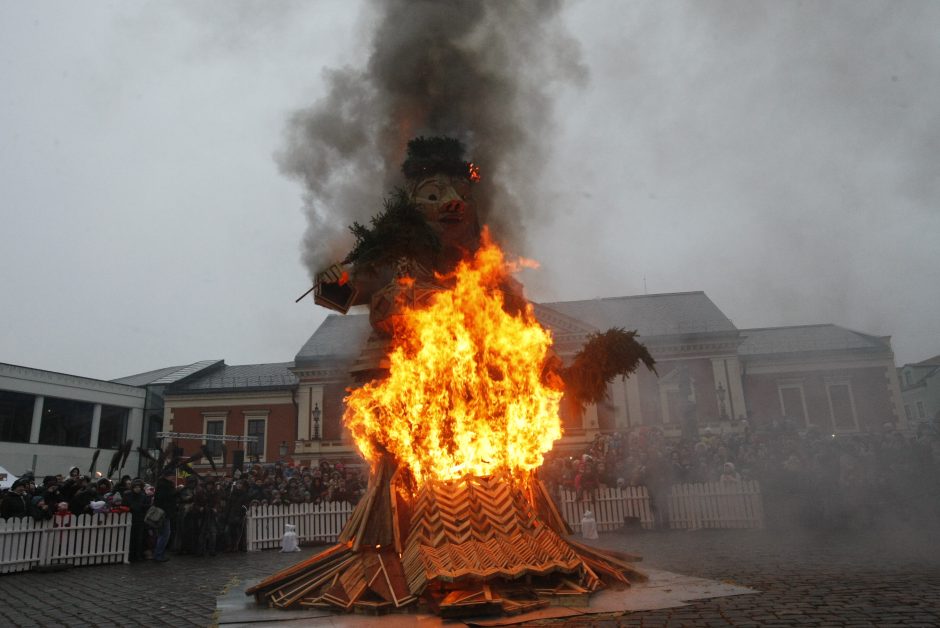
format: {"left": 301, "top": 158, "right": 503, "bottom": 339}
{"left": 277, "top": 0, "right": 587, "bottom": 279}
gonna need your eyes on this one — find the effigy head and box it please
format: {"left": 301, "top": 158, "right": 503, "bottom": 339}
{"left": 401, "top": 137, "right": 480, "bottom": 257}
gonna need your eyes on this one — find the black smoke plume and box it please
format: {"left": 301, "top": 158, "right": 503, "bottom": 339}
{"left": 278, "top": 0, "right": 587, "bottom": 278}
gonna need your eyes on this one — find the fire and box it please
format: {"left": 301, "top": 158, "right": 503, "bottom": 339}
{"left": 344, "top": 231, "right": 563, "bottom": 484}
{"left": 468, "top": 162, "right": 481, "bottom": 182}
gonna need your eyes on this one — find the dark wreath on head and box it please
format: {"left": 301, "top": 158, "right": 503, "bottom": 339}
{"left": 400, "top": 136, "right": 474, "bottom": 181}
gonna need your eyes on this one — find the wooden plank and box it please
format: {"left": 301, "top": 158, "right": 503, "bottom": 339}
{"left": 246, "top": 542, "right": 352, "bottom": 595}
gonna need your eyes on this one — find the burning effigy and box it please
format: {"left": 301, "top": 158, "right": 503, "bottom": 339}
{"left": 248, "top": 138, "right": 654, "bottom": 618}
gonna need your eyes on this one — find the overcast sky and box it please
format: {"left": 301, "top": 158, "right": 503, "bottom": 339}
{"left": 2, "top": 1, "right": 938, "bottom": 381}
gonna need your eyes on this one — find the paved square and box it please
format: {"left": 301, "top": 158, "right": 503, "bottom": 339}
{"left": 0, "top": 523, "right": 937, "bottom": 627}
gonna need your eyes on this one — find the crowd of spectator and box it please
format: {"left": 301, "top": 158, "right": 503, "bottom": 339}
{"left": 540, "top": 418, "right": 940, "bottom": 529}
{"left": 0, "top": 459, "right": 364, "bottom": 562}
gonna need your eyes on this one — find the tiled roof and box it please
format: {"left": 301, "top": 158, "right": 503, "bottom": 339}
{"left": 542, "top": 292, "right": 736, "bottom": 337}
{"left": 739, "top": 325, "right": 890, "bottom": 356}
{"left": 166, "top": 362, "right": 298, "bottom": 394}
{"left": 111, "top": 364, "right": 189, "bottom": 386}
{"left": 292, "top": 292, "right": 735, "bottom": 365}
{"left": 294, "top": 313, "right": 373, "bottom": 366}
{"left": 112, "top": 360, "right": 223, "bottom": 387}
{"left": 914, "top": 354, "right": 940, "bottom": 367}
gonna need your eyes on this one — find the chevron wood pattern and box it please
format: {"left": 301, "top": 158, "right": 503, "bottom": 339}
{"left": 247, "top": 468, "right": 644, "bottom": 618}
{"left": 403, "top": 474, "right": 590, "bottom": 594}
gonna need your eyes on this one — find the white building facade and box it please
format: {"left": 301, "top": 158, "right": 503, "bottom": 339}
{"left": 0, "top": 363, "right": 145, "bottom": 477}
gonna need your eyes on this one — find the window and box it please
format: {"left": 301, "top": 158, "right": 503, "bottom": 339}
{"left": 916, "top": 401, "right": 926, "bottom": 419}
{"left": 204, "top": 419, "right": 224, "bottom": 458}
{"left": 144, "top": 413, "right": 163, "bottom": 450}
{"left": 778, "top": 385, "right": 808, "bottom": 426}
{"left": 827, "top": 383, "right": 858, "bottom": 431}
{"left": 664, "top": 390, "right": 684, "bottom": 424}
{"left": 97, "top": 405, "right": 128, "bottom": 449}
{"left": 247, "top": 418, "right": 266, "bottom": 461}
{"left": 0, "top": 390, "right": 35, "bottom": 443}
{"left": 905, "top": 405, "right": 914, "bottom": 422}
{"left": 38, "top": 397, "right": 94, "bottom": 447}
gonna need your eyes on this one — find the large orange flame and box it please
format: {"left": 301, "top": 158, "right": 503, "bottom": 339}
{"left": 344, "top": 231, "right": 563, "bottom": 484}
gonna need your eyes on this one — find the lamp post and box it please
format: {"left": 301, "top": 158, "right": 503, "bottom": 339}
{"left": 279, "top": 440, "right": 289, "bottom": 459}
{"left": 312, "top": 403, "right": 321, "bottom": 440}
{"left": 716, "top": 382, "right": 728, "bottom": 420}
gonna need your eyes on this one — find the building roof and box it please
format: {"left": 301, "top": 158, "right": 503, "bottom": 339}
{"left": 913, "top": 353, "right": 940, "bottom": 367}
{"left": 111, "top": 360, "right": 223, "bottom": 387}
{"left": 739, "top": 324, "right": 891, "bottom": 357}
{"left": 541, "top": 292, "right": 736, "bottom": 337}
{"left": 294, "top": 313, "right": 373, "bottom": 366}
{"left": 165, "top": 362, "right": 298, "bottom": 394}
{"left": 292, "top": 292, "right": 735, "bottom": 366}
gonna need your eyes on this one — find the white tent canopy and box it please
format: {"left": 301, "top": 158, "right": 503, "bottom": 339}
{"left": 0, "top": 465, "right": 18, "bottom": 490}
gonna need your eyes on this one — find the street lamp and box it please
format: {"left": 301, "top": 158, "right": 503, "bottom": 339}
{"left": 312, "top": 403, "right": 321, "bottom": 440}
{"left": 716, "top": 382, "right": 728, "bottom": 420}
{"left": 279, "top": 441, "right": 289, "bottom": 458}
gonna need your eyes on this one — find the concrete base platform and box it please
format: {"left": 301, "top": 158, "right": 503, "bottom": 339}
{"left": 216, "top": 568, "right": 758, "bottom": 627}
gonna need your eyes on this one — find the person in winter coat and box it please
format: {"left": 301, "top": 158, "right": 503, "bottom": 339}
{"left": 29, "top": 495, "right": 53, "bottom": 521}
{"left": 153, "top": 469, "right": 178, "bottom": 562}
{"left": 224, "top": 479, "right": 251, "bottom": 552}
{"left": 61, "top": 467, "right": 81, "bottom": 501}
{"left": 123, "top": 478, "right": 150, "bottom": 562}
{"left": 1, "top": 479, "right": 30, "bottom": 519}
{"left": 69, "top": 483, "right": 96, "bottom": 516}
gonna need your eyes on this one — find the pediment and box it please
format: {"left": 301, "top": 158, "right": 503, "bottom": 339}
{"left": 531, "top": 303, "right": 599, "bottom": 336}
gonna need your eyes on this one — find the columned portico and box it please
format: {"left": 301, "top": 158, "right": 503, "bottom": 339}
{"left": 290, "top": 365, "right": 358, "bottom": 467}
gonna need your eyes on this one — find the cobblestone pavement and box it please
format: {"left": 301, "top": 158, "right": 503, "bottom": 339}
{"left": 1, "top": 522, "right": 938, "bottom": 627}
{"left": 0, "top": 549, "right": 306, "bottom": 628}
{"left": 537, "top": 520, "right": 940, "bottom": 627}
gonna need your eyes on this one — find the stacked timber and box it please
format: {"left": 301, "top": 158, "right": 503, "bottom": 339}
{"left": 246, "top": 458, "right": 645, "bottom": 617}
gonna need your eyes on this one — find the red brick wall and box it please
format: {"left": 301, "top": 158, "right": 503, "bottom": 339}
{"left": 744, "top": 365, "right": 896, "bottom": 432}
{"left": 169, "top": 401, "right": 297, "bottom": 463}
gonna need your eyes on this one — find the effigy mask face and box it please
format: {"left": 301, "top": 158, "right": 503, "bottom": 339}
{"left": 410, "top": 173, "right": 479, "bottom": 253}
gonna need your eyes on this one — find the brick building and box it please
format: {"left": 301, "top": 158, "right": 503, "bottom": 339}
{"left": 114, "top": 291, "right": 905, "bottom": 469}
{"left": 739, "top": 325, "right": 905, "bottom": 433}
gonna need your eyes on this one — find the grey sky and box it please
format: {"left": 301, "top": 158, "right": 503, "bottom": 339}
{"left": 2, "top": 1, "right": 938, "bottom": 381}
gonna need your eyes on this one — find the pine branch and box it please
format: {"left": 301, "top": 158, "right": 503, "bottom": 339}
{"left": 342, "top": 188, "right": 441, "bottom": 274}
{"left": 562, "top": 328, "right": 657, "bottom": 411}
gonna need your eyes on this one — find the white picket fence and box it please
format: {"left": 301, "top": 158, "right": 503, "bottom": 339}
{"left": 245, "top": 501, "right": 355, "bottom": 551}
{"left": 0, "top": 513, "right": 131, "bottom": 574}
{"left": 560, "top": 480, "right": 764, "bottom": 532}
{"left": 665, "top": 480, "right": 764, "bottom": 529}
{"left": 560, "top": 485, "right": 656, "bottom": 532}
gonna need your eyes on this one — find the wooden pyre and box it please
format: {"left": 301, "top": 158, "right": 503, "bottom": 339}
{"left": 247, "top": 455, "right": 645, "bottom": 618}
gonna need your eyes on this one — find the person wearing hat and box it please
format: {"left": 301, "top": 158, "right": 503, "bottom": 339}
{"left": 28, "top": 494, "right": 53, "bottom": 521}
{"left": 41, "top": 477, "right": 62, "bottom": 509}
{"left": 108, "top": 492, "right": 129, "bottom": 514}
{"left": 1, "top": 478, "right": 30, "bottom": 519}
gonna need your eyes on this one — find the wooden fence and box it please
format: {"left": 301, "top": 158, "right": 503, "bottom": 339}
{"left": 559, "top": 480, "right": 764, "bottom": 532}
{"left": 665, "top": 480, "right": 763, "bottom": 529}
{"left": 0, "top": 513, "right": 131, "bottom": 574}
{"left": 245, "top": 501, "right": 355, "bottom": 551}
{"left": 560, "top": 485, "right": 656, "bottom": 532}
